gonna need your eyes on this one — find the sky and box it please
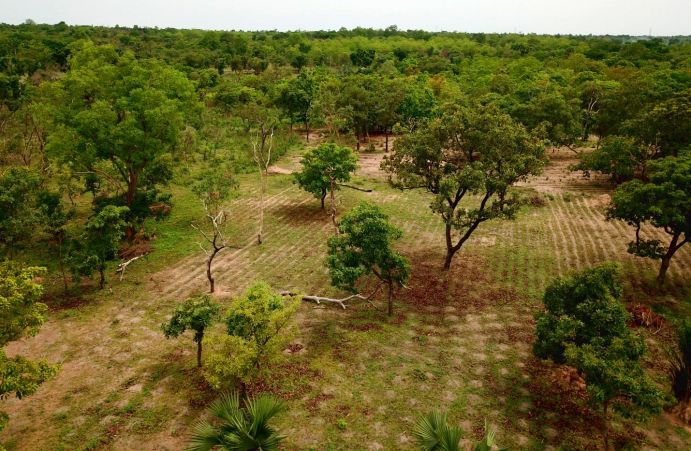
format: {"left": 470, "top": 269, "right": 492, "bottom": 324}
{"left": 1, "top": 0, "right": 689, "bottom": 36}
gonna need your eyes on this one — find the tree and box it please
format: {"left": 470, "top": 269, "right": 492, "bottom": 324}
{"left": 293, "top": 143, "right": 358, "bottom": 230}
{"left": 70, "top": 205, "right": 129, "bottom": 289}
{"left": 249, "top": 108, "right": 278, "bottom": 245}
{"left": 383, "top": 103, "right": 545, "bottom": 270}
{"left": 327, "top": 202, "right": 409, "bottom": 316}
{"left": 373, "top": 77, "right": 405, "bottom": 151}
{"left": 275, "top": 71, "right": 315, "bottom": 141}
{"left": 47, "top": 41, "right": 199, "bottom": 234}
{"left": 0, "top": 167, "right": 42, "bottom": 256}
{"left": 203, "top": 282, "right": 298, "bottom": 390}
{"left": 37, "top": 190, "right": 74, "bottom": 292}
{"left": 606, "top": 151, "right": 690, "bottom": 286}
{"left": 187, "top": 392, "right": 286, "bottom": 451}
{"left": 0, "top": 261, "right": 57, "bottom": 432}
{"left": 571, "top": 135, "right": 652, "bottom": 184}
{"left": 191, "top": 165, "right": 237, "bottom": 293}
{"left": 534, "top": 264, "right": 665, "bottom": 450}
{"left": 668, "top": 320, "right": 691, "bottom": 404}
{"left": 162, "top": 294, "right": 220, "bottom": 368}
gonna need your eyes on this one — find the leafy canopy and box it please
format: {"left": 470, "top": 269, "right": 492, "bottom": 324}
{"left": 203, "top": 282, "right": 298, "bottom": 388}
{"left": 534, "top": 264, "right": 665, "bottom": 416}
{"left": 162, "top": 294, "right": 220, "bottom": 344}
{"left": 327, "top": 201, "right": 409, "bottom": 293}
{"left": 293, "top": 142, "right": 357, "bottom": 201}
{"left": 0, "top": 262, "right": 57, "bottom": 432}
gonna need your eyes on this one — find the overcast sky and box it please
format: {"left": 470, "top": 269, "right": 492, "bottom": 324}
{"left": 1, "top": 0, "right": 689, "bottom": 35}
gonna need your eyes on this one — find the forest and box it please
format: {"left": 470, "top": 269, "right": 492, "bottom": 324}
{"left": 1, "top": 21, "right": 690, "bottom": 450}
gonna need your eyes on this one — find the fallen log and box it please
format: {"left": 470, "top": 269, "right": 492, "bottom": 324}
{"left": 337, "top": 183, "right": 373, "bottom": 193}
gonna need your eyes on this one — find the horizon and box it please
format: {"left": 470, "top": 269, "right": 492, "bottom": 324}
{"left": 1, "top": 0, "right": 689, "bottom": 37}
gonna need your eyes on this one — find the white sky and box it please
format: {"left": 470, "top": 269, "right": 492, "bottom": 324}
{"left": 1, "top": 0, "right": 689, "bottom": 35}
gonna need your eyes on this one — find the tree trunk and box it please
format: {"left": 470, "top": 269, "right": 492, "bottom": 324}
{"left": 257, "top": 170, "right": 266, "bottom": 244}
{"left": 657, "top": 231, "right": 683, "bottom": 287}
{"left": 387, "top": 281, "right": 393, "bottom": 316}
{"left": 443, "top": 223, "right": 457, "bottom": 270}
{"left": 329, "top": 176, "right": 338, "bottom": 235}
{"left": 98, "top": 267, "right": 105, "bottom": 289}
{"left": 385, "top": 130, "right": 389, "bottom": 152}
{"left": 207, "top": 255, "right": 215, "bottom": 293}
{"left": 356, "top": 134, "right": 361, "bottom": 151}
{"left": 306, "top": 122, "right": 310, "bottom": 143}
{"left": 603, "top": 400, "right": 610, "bottom": 451}
{"left": 197, "top": 339, "right": 203, "bottom": 368}
{"left": 320, "top": 188, "right": 326, "bottom": 209}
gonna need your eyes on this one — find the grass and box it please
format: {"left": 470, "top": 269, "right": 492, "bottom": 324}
{"left": 1, "top": 144, "right": 690, "bottom": 450}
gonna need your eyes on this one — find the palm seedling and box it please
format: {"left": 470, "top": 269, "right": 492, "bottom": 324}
{"left": 187, "top": 392, "right": 286, "bottom": 451}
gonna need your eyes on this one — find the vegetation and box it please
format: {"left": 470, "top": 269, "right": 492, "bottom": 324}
{"left": 0, "top": 261, "right": 57, "bottom": 432}
{"left": 327, "top": 202, "right": 409, "bottom": 315}
{"left": 187, "top": 392, "right": 285, "bottom": 451}
{"left": 203, "top": 282, "right": 298, "bottom": 390}
{"left": 607, "top": 151, "right": 690, "bottom": 286}
{"left": 383, "top": 103, "right": 545, "bottom": 269}
{"left": 1, "top": 20, "right": 690, "bottom": 450}
{"left": 669, "top": 320, "right": 691, "bottom": 404}
{"left": 294, "top": 142, "right": 358, "bottom": 210}
{"left": 162, "top": 294, "right": 220, "bottom": 368}
{"left": 534, "top": 264, "right": 665, "bottom": 450}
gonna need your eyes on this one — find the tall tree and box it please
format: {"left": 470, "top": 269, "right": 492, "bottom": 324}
{"left": 0, "top": 167, "right": 42, "bottom": 256}
{"left": 383, "top": 103, "right": 545, "bottom": 270}
{"left": 327, "top": 202, "right": 409, "bottom": 316}
{"left": 0, "top": 262, "right": 57, "bottom": 432}
{"left": 606, "top": 151, "right": 690, "bottom": 286}
{"left": 47, "top": 41, "right": 200, "bottom": 234}
{"left": 249, "top": 108, "right": 278, "bottom": 245}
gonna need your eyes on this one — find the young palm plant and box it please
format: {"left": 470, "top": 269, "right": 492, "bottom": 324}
{"left": 187, "top": 392, "right": 286, "bottom": 451}
{"left": 413, "top": 412, "right": 507, "bottom": 451}
{"left": 413, "top": 410, "right": 463, "bottom": 451}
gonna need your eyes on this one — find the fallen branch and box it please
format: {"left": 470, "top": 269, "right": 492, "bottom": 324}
{"left": 281, "top": 282, "right": 383, "bottom": 310}
{"left": 337, "top": 183, "right": 373, "bottom": 193}
{"left": 116, "top": 253, "right": 148, "bottom": 281}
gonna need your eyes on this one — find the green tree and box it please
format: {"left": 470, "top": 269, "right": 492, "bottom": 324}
{"left": 187, "top": 392, "right": 286, "bottom": 451}
{"left": 668, "top": 320, "right": 691, "bottom": 404}
{"left": 47, "top": 41, "right": 199, "bottom": 232}
{"left": 0, "top": 167, "right": 42, "bottom": 256}
{"left": 203, "top": 282, "right": 298, "bottom": 390}
{"left": 0, "top": 261, "right": 57, "bottom": 432}
{"left": 69, "top": 205, "right": 129, "bottom": 289}
{"left": 275, "top": 71, "right": 315, "bottom": 141}
{"left": 327, "top": 202, "right": 409, "bottom": 316}
{"left": 572, "top": 135, "right": 651, "bottom": 184}
{"left": 293, "top": 143, "right": 358, "bottom": 214}
{"left": 162, "top": 294, "right": 220, "bottom": 368}
{"left": 534, "top": 264, "right": 665, "bottom": 450}
{"left": 606, "top": 151, "right": 690, "bottom": 286}
{"left": 383, "top": 103, "right": 545, "bottom": 270}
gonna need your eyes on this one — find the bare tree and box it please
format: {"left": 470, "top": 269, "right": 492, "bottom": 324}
{"left": 191, "top": 166, "right": 237, "bottom": 293}
{"left": 251, "top": 118, "right": 276, "bottom": 245}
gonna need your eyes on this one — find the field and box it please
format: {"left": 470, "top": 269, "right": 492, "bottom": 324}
{"left": 2, "top": 139, "right": 690, "bottom": 450}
